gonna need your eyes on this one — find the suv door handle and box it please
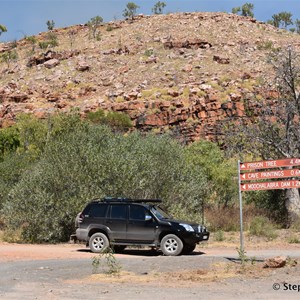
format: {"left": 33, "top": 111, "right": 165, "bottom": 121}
{"left": 106, "top": 220, "right": 113, "bottom": 224}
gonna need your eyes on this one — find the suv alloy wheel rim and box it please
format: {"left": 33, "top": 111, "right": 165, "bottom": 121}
{"left": 92, "top": 236, "right": 105, "bottom": 250}
{"left": 165, "top": 237, "right": 178, "bottom": 253}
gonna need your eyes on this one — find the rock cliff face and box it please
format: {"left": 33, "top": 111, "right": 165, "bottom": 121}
{"left": 0, "top": 12, "right": 299, "bottom": 142}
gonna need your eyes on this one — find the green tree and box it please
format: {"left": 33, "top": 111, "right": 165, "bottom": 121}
{"left": 268, "top": 12, "right": 293, "bottom": 29}
{"left": 0, "top": 126, "right": 20, "bottom": 161}
{"left": 2, "top": 125, "right": 209, "bottom": 242}
{"left": 278, "top": 11, "right": 293, "bottom": 29}
{"left": 87, "top": 16, "right": 103, "bottom": 40}
{"left": 267, "top": 14, "right": 281, "bottom": 28}
{"left": 232, "top": 7, "right": 241, "bottom": 15}
{"left": 86, "top": 109, "right": 132, "bottom": 132}
{"left": 123, "top": 2, "right": 140, "bottom": 20}
{"left": 232, "top": 3, "right": 254, "bottom": 17}
{"left": 185, "top": 141, "right": 237, "bottom": 207}
{"left": 0, "top": 24, "right": 7, "bottom": 37}
{"left": 241, "top": 3, "right": 254, "bottom": 17}
{"left": 152, "top": 1, "right": 166, "bottom": 15}
{"left": 46, "top": 20, "right": 55, "bottom": 31}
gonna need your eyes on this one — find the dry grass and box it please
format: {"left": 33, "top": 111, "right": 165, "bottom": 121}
{"left": 73, "top": 260, "right": 285, "bottom": 287}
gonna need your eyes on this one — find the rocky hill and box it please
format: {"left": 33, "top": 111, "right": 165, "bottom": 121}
{"left": 0, "top": 12, "right": 299, "bottom": 142}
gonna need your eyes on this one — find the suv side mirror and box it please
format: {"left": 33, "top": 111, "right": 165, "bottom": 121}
{"left": 145, "top": 214, "right": 152, "bottom": 221}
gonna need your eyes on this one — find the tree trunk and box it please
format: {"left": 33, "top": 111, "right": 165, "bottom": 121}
{"left": 285, "top": 188, "right": 300, "bottom": 225}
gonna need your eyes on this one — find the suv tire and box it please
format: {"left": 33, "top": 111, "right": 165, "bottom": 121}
{"left": 89, "top": 232, "right": 109, "bottom": 253}
{"left": 161, "top": 234, "right": 183, "bottom": 256}
{"left": 182, "top": 243, "right": 196, "bottom": 254}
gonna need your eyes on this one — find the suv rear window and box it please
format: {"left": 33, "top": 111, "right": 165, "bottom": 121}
{"left": 85, "top": 203, "right": 108, "bottom": 218}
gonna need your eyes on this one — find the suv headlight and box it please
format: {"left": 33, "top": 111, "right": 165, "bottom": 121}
{"left": 180, "top": 223, "right": 194, "bottom": 232}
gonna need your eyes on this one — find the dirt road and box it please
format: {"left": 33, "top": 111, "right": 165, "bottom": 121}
{"left": 1, "top": 242, "right": 300, "bottom": 299}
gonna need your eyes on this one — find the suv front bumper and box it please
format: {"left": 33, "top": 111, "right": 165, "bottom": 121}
{"left": 179, "top": 231, "right": 210, "bottom": 244}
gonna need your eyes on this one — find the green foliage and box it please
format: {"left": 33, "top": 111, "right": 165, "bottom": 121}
{"left": 144, "top": 49, "right": 154, "bottom": 57}
{"left": 295, "top": 19, "right": 300, "bottom": 34}
{"left": 123, "top": 2, "right": 140, "bottom": 20}
{"left": 86, "top": 109, "right": 106, "bottom": 123}
{"left": 288, "top": 235, "right": 300, "bottom": 244}
{"left": 0, "top": 152, "right": 35, "bottom": 210}
{"left": 185, "top": 141, "right": 237, "bottom": 206}
{"left": 38, "top": 32, "right": 58, "bottom": 49}
{"left": 232, "top": 7, "right": 241, "bottom": 15}
{"left": 241, "top": 3, "right": 254, "bottom": 17}
{"left": 232, "top": 3, "right": 254, "bottom": 18}
{"left": 152, "top": 1, "right": 166, "bottom": 15}
{"left": 268, "top": 12, "right": 293, "bottom": 29}
{"left": 2, "top": 122, "right": 209, "bottom": 242}
{"left": 87, "top": 16, "right": 103, "bottom": 40}
{"left": 249, "top": 216, "right": 278, "bottom": 240}
{"left": 1, "top": 50, "right": 18, "bottom": 68}
{"left": 86, "top": 109, "right": 132, "bottom": 131}
{"left": 106, "top": 25, "right": 113, "bottom": 32}
{"left": 0, "top": 126, "right": 20, "bottom": 161}
{"left": 26, "top": 36, "right": 37, "bottom": 52}
{"left": 245, "top": 190, "right": 288, "bottom": 226}
{"left": 92, "top": 248, "right": 122, "bottom": 275}
{"left": 278, "top": 12, "right": 293, "bottom": 28}
{"left": 214, "top": 230, "right": 225, "bottom": 242}
{"left": 0, "top": 24, "right": 7, "bottom": 36}
{"left": 46, "top": 20, "right": 55, "bottom": 31}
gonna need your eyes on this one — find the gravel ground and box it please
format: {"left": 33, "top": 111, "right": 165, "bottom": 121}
{"left": 1, "top": 243, "right": 300, "bottom": 299}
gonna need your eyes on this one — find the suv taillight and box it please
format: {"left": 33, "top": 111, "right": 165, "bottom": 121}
{"left": 78, "top": 213, "right": 84, "bottom": 223}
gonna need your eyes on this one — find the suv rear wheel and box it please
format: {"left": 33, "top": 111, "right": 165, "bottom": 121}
{"left": 89, "top": 232, "right": 109, "bottom": 253}
{"left": 161, "top": 234, "right": 183, "bottom": 256}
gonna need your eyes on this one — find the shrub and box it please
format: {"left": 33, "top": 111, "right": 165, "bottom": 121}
{"left": 2, "top": 126, "right": 209, "bottom": 242}
{"left": 249, "top": 216, "right": 278, "bottom": 240}
{"left": 215, "top": 230, "right": 225, "bottom": 242}
{"left": 86, "top": 109, "right": 132, "bottom": 131}
{"left": 288, "top": 235, "right": 300, "bottom": 244}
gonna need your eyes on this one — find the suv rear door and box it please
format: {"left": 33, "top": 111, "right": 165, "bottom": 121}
{"left": 106, "top": 204, "right": 128, "bottom": 242}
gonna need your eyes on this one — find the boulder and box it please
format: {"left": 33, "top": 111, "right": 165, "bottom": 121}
{"left": 213, "top": 55, "right": 230, "bottom": 64}
{"left": 263, "top": 256, "right": 287, "bottom": 268}
{"left": 44, "top": 58, "right": 60, "bottom": 69}
{"left": 76, "top": 61, "right": 90, "bottom": 72}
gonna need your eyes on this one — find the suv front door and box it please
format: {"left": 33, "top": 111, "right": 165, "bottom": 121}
{"left": 127, "top": 205, "right": 157, "bottom": 243}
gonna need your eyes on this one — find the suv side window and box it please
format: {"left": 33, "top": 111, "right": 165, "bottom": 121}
{"left": 89, "top": 203, "right": 108, "bottom": 218}
{"left": 110, "top": 204, "right": 127, "bottom": 219}
{"left": 130, "top": 205, "right": 147, "bottom": 220}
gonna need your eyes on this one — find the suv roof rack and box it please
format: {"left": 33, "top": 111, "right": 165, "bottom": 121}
{"left": 101, "top": 197, "right": 162, "bottom": 203}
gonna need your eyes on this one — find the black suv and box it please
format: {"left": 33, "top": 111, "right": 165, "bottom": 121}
{"left": 74, "top": 197, "right": 209, "bottom": 256}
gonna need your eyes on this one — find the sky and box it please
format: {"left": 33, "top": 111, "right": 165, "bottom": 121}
{"left": 1, "top": 0, "right": 300, "bottom": 41}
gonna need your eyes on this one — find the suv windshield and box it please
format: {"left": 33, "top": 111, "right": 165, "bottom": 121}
{"left": 151, "top": 206, "right": 171, "bottom": 220}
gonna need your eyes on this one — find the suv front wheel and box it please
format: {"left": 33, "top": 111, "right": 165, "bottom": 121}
{"left": 160, "top": 234, "right": 183, "bottom": 256}
{"left": 89, "top": 232, "right": 109, "bottom": 253}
